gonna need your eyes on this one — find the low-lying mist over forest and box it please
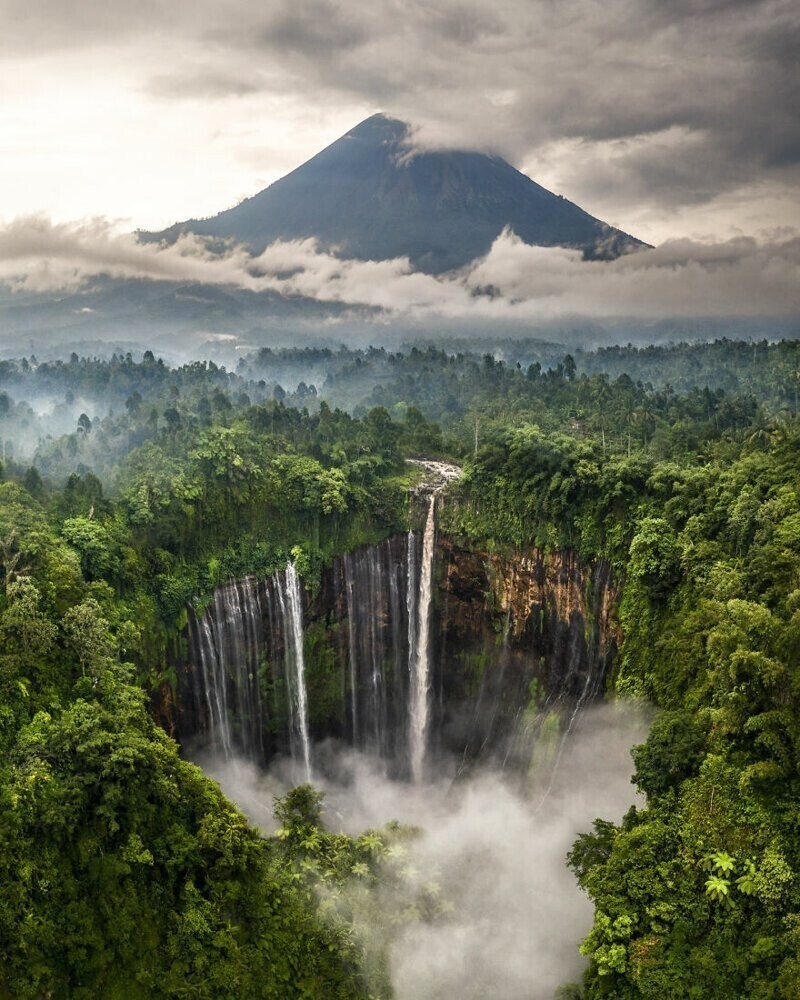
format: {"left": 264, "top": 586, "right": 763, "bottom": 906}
{"left": 2, "top": 334, "right": 800, "bottom": 997}
{"left": 2, "top": 337, "right": 800, "bottom": 472}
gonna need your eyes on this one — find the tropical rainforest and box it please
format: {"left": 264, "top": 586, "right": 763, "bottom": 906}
{"left": 1, "top": 336, "right": 799, "bottom": 998}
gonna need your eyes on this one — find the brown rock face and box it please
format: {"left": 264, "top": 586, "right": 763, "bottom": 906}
{"left": 440, "top": 536, "right": 619, "bottom": 654}
{"left": 431, "top": 536, "right": 619, "bottom": 767}
{"left": 152, "top": 680, "right": 178, "bottom": 740}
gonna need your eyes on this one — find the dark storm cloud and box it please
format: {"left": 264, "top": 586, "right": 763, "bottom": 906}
{"left": 263, "top": 0, "right": 370, "bottom": 53}
{"left": 205, "top": 0, "right": 798, "bottom": 218}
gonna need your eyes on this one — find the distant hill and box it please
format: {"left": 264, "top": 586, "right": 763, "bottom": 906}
{"left": 141, "top": 114, "right": 647, "bottom": 273}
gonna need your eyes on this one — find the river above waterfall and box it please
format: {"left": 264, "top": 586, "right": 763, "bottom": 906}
{"left": 406, "top": 458, "right": 462, "bottom": 492}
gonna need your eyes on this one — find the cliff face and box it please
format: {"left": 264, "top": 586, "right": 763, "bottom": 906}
{"left": 176, "top": 531, "right": 620, "bottom": 774}
{"left": 437, "top": 537, "right": 618, "bottom": 671}
{"left": 431, "top": 536, "right": 618, "bottom": 769}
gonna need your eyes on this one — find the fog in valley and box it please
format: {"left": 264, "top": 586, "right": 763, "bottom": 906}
{"left": 194, "top": 702, "right": 649, "bottom": 999}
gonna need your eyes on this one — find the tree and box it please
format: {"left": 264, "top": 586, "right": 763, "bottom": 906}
{"left": 163, "top": 407, "right": 182, "bottom": 434}
{"left": 23, "top": 467, "right": 44, "bottom": 499}
{"left": 125, "top": 391, "right": 142, "bottom": 416}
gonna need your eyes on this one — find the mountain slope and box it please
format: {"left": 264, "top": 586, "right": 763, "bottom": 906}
{"left": 142, "top": 114, "right": 646, "bottom": 273}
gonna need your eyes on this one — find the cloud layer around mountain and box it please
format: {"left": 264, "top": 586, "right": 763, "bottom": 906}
{"left": 1, "top": 216, "right": 798, "bottom": 321}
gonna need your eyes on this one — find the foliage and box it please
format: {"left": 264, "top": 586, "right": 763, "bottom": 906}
{"left": 0, "top": 388, "right": 424, "bottom": 996}
{"left": 0, "top": 590, "right": 368, "bottom": 998}
{"left": 1, "top": 340, "right": 799, "bottom": 994}
{"left": 442, "top": 356, "right": 800, "bottom": 996}
{"left": 272, "top": 786, "right": 452, "bottom": 997}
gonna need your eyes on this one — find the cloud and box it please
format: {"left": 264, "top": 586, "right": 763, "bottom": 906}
{"left": 3, "top": 0, "right": 798, "bottom": 239}
{"left": 464, "top": 229, "right": 800, "bottom": 318}
{"left": 1, "top": 215, "right": 798, "bottom": 321}
{"left": 194, "top": 702, "right": 650, "bottom": 999}
{"left": 0, "top": 216, "right": 252, "bottom": 292}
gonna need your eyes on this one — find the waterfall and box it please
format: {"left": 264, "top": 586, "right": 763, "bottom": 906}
{"left": 405, "top": 526, "right": 418, "bottom": 705}
{"left": 387, "top": 545, "right": 405, "bottom": 750}
{"left": 277, "top": 563, "right": 312, "bottom": 781}
{"left": 229, "top": 577, "right": 265, "bottom": 762}
{"left": 191, "top": 611, "right": 232, "bottom": 758}
{"left": 409, "top": 494, "right": 436, "bottom": 783}
{"left": 189, "top": 578, "right": 265, "bottom": 761}
{"left": 532, "top": 633, "right": 603, "bottom": 809}
{"left": 188, "top": 567, "right": 311, "bottom": 777}
{"left": 343, "top": 551, "right": 359, "bottom": 744}
{"left": 340, "top": 538, "right": 408, "bottom": 757}
{"left": 181, "top": 457, "right": 615, "bottom": 790}
{"left": 366, "top": 548, "right": 384, "bottom": 751}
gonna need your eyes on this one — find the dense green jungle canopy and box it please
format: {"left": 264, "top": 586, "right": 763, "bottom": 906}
{"left": 0, "top": 337, "right": 799, "bottom": 997}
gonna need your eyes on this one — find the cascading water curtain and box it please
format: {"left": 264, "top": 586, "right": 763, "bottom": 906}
{"left": 277, "top": 563, "right": 312, "bottom": 781}
{"left": 410, "top": 494, "right": 436, "bottom": 783}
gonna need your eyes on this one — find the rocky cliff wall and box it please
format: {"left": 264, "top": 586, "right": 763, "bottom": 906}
{"left": 432, "top": 536, "right": 619, "bottom": 771}
{"left": 176, "top": 530, "right": 620, "bottom": 775}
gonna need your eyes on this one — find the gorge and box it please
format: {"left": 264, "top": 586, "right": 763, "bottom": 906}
{"left": 176, "top": 472, "right": 641, "bottom": 996}
{"left": 3, "top": 339, "right": 798, "bottom": 999}
{"left": 179, "top": 480, "right": 620, "bottom": 786}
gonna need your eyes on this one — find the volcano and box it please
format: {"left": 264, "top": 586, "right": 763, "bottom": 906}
{"left": 142, "top": 114, "right": 646, "bottom": 273}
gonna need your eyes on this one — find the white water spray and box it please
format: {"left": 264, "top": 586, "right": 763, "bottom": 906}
{"left": 410, "top": 493, "right": 436, "bottom": 783}
{"left": 279, "top": 563, "right": 312, "bottom": 781}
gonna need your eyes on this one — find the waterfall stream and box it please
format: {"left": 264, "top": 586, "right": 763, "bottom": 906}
{"left": 278, "top": 563, "right": 312, "bottom": 781}
{"left": 188, "top": 564, "right": 312, "bottom": 779}
{"left": 409, "top": 494, "right": 436, "bottom": 783}
{"left": 189, "top": 578, "right": 265, "bottom": 761}
{"left": 405, "top": 528, "right": 418, "bottom": 776}
{"left": 343, "top": 551, "right": 360, "bottom": 745}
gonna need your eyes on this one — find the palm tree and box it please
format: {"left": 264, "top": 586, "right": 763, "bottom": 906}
{"left": 589, "top": 377, "right": 612, "bottom": 455}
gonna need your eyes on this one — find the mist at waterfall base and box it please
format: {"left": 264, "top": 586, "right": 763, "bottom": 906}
{"left": 192, "top": 701, "right": 647, "bottom": 999}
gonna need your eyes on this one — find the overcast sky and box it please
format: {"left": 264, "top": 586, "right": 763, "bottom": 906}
{"left": 2, "top": 0, "right": 798, "bottom": 245}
